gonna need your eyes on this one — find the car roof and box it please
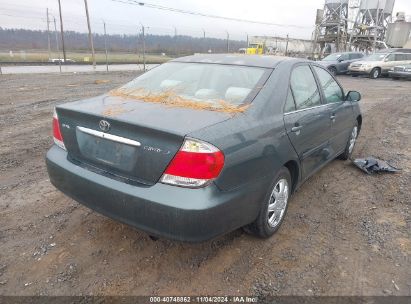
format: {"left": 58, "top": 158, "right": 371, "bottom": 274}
{"left": 171, "top": 54, "right": 300, "bottom": 68}
{"left": 377, "top": 48, "right": 411, "bottom": 54}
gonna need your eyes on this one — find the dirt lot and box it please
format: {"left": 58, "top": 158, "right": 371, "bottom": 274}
{"left": 0, "top": 71, "right": 410, "bottom": 297}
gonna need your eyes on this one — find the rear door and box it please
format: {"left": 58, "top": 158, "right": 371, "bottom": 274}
{"left": 283, "top": 64, "right": 332, "bottom": 180}
{"left": 313, "top": 66, "right": 354, "bottom": 155}
{"left": 382, "top": 53, "right": 397, "bottom": 73}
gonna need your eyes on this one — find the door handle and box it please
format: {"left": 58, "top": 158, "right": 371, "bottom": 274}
{"left": 291, "top": 126, "right": 303, "bottom": 132}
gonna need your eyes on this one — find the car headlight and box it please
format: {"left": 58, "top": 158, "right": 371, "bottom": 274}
{"left": 405, "top": 68, "right": 411, "bottom": 72}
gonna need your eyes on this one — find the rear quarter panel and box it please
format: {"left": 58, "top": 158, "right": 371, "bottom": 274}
{"left": 189, "top": 61, "right": 300, "bottom": 192}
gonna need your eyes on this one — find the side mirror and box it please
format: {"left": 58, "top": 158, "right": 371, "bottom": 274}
{"left": 338, "top": 58, "right": 344, "bottom": 62}
{"left": 346, "top": 91, "right": 361, "bottom": 102}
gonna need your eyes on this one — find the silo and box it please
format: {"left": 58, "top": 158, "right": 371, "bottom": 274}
{"left": 349, "top": 0, "right": 396, "bottom": 50}
{"left": 325, "top": 0, "right": 349, "bottom": 11}
{"left": 386, "top": 21, "right": 411, "bottom": 47}
{"left": 317, "top": 0, "right": 350, "bottom": 52}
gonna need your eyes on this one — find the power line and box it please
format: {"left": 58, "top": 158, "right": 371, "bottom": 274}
{"left": 111, "top": 0, "right": 314, "bottom": 29}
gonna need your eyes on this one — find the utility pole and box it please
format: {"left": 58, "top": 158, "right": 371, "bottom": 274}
{"left": 57, "top": 0, "right": 66, "bottom": 62}
{"left": 226, "top": 31, "right": 230, "bottom": 53}
{"left": 84, "top": 0, "right": 96, "bottom": 70}
{"left": 53, "top": 17, "right": 62, "bottom": 73}
{"left": 46, "top": 8, "right": 51, "bottom": 60}
{"left": 202, "top": 28, "right": 206, "bottom": 53}
{"left": 141, "top": 25, "right": 146, "bottom": 72}
{"left": 103, "top": 21, "right": 109, "bottom": 72}
{"left": 174, "top": 27, "right": 178, "bottom": 57}
{"left": 285, "top": 34, "right": 289, "bottom": 56}
{"left": 246, "top": 32, "right": 249, "bottom": 48}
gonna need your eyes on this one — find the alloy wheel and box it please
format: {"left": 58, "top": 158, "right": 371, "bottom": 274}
{"left": 348, "top": 126, "right": 358, "bottom": 154}
{"left": 267, "top": 179, "right": 289, "bottom": 228}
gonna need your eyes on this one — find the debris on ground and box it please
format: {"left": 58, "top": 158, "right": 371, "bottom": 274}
{"left": 352, "top": 157, "right": 400, "bottom": 174}
{"left": 109, "top": 88, "right": 249, "bottom": 114}
{"left": 95, "top": 79, "right": 111, "bottom": 84}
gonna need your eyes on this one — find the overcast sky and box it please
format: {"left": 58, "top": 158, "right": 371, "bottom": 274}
{"left": 1, "top": 0, "right": 411, "bottom": 40}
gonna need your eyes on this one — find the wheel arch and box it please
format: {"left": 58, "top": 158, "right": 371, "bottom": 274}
{"left": 283, "top": 160, "right": 299, "bottom": 193}
{"left": 356, "top": 114, "right": 362, "bottom": 134}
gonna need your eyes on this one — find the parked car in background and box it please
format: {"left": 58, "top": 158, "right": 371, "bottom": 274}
{"left": 348, "top": 49, "right": 411, "bottom": 79}
{"left": 48, "top": 58, "right": 76, "bottom": 64}
{"left": 319, "top": 52, "right": 365, "bottom": 75}
{"left": 46, "top": 55, "right": 362, "bottom": 242}
{"left": 389, "top": 64, "right": 411, "bottom": 80}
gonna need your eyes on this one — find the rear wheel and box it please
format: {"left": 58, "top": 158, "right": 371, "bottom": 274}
{"left": 244, "top": 167, "right": 291, "bottom": 238}
{"left": 370, "top": 68, "right": 381, "bottom": 79}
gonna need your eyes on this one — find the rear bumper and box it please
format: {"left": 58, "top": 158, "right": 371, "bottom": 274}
{"left": 46, "top": 146, "right": 265, "bottom": 242}
{"left": 389, "top": 71, "right": 411, "bottom": 79}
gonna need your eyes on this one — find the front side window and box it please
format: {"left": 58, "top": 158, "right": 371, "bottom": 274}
{"left": 386, "top": 54, "right": 395, "bottom": 62}
{"left": 314, "top": 66, "right": 344, "bottom": 104}
{"left": 290, "top": 65, "right": 321, "bottom": 110}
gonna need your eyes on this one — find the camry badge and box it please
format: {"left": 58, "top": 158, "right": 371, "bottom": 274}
{"left": 99, "top": 120, "right": 111, "bottom": 132}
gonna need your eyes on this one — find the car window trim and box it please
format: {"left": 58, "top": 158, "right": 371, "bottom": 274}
{"left": 284, "top": 103, "right": 330, "bottom": 116}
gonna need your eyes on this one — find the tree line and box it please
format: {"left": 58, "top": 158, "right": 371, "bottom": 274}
{"left": 0, "top": 27, "right": 247, "bottom": 55}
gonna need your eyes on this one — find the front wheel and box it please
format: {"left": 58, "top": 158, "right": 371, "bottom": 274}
{"left": 244, "top": 167, "right": 291, "bottom": 238}
{"left": 339, "top": 123, "right": 359, "bottom": 160}
{"left": 370, "top": 68, "right": 381, "bottom": 79}
{"left": 329, "top": 67, "right": 337, "bottom": 76}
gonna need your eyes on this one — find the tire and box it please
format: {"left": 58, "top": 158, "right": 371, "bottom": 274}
{"left": 339, "top": 122, "right": 359, "bottom": 160}
{"left": 244, "top": 167, "right": 291, "bottom": 238}
{"left": 392, "top": 77, "right": 400, "bottom": 81}
{"left": 329, "top": 67, "right": 337, "bottom": 76}
{"left": 370, "top": 68, "right": 381, "bottom": 79}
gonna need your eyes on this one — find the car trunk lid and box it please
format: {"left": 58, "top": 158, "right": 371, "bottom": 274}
{"left": 56, "top": 95, "right": 231, "bottom": 186}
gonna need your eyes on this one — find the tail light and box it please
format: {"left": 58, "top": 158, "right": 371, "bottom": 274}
{"left": 160, "top": 138, "right": 224, "bottom": 188}
{"left": 53, "top": 108, "right": 66, "bottom": 150}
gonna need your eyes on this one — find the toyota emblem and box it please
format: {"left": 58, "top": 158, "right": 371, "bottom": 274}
{"left": 99, "top": 120, "right": 111, "bottom": 132}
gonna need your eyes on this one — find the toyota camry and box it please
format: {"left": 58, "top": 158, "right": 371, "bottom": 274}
{"left": 46, "top": 54, "right": 362, "bottom": 242}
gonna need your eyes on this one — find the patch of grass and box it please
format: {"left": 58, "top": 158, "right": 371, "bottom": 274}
{"left": 0, "top": 50, "right": 171, "bottom": 64}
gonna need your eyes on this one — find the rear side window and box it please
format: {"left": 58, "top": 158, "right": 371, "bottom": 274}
{"left": 396, "top": 54, "right": 406, "bottom": 61}
{"left": 284, "top": 88, "right": 296, "bottom": 113}
{"left": 290, "top": 66, "right": 321, "bottom": 110}
{"left": 314, "top": 66, "right": 344, "bottom": 104}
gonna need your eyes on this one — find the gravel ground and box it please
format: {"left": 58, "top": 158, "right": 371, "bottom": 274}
{"left": 0, "top": 71, "right": 410, "bottom": 296}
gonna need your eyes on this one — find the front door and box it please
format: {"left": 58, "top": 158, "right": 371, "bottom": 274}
{"left": 283, "top": 64, "right": 332, "bottom": 180}
{"left": 313, "top": 66, "right": 354, "bottom": 155}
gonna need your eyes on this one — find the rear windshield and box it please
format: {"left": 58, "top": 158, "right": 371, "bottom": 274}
{"left": 115, "top": 62, "right": 269, "bottom": 107}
